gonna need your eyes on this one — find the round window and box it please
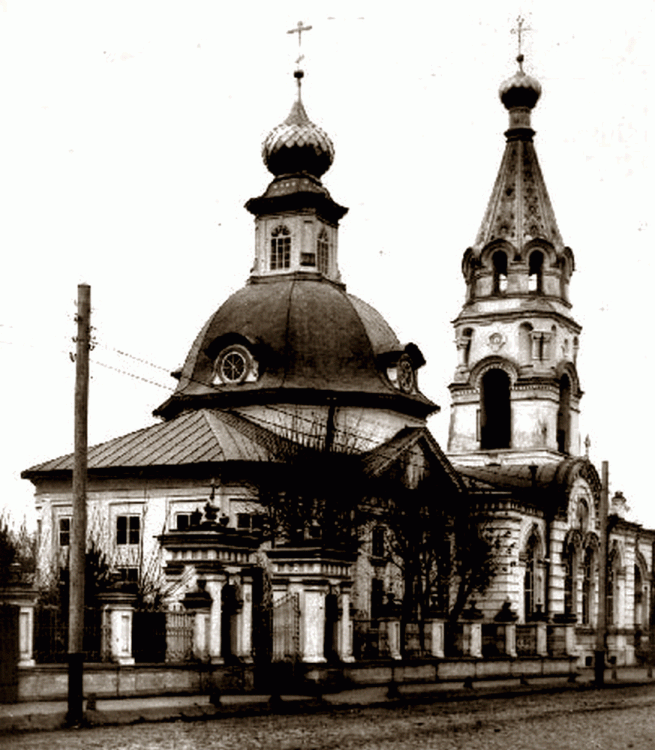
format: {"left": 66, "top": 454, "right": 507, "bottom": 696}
{"left": 215, "top": 345, "right": 251, "bottom": 385}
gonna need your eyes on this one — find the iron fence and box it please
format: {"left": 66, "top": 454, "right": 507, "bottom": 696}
{"left": 33, "top": 605, "right": 105, "bottom": 663}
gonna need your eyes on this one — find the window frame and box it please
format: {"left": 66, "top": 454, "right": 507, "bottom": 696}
{"left": 270, "top": 225, "right": 291, "bottom": 271}
{"left": 116, "top": 514, "right": 141, "bottom": 546}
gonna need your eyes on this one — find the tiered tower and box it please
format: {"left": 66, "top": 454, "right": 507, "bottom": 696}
{"left": 448, "top": 57, "right": 582, "bottom": 466}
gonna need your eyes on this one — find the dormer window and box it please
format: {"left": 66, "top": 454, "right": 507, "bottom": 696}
{"left": 317, "top": 229, "right": 330, "bottom": 275}
{"left": 492, "top": 251, "right": 508, "bottom": 294}
{"left": 270, "top": 225, "right": 291, "bottom": 270}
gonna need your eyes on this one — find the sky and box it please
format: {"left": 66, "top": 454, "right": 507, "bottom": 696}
{"left": 1, "top": 1, "right": 652, "bottom": 528}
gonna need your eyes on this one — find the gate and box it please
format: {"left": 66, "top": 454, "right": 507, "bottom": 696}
{"left": 272, "top": 592, "right": 300, "bottom": 662}
{"left": 0, "top": 604, "right": 19, "bottom": 703}
{"left": 165, "top": 609, "right": 194, "bottom": 662}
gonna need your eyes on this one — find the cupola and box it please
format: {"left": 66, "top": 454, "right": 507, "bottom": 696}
{"left": 245, "top": 69, "right": 347, "bottom": 283}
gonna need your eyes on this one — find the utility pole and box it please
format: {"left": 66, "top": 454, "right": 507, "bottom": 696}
{"left": 67, "top": 283, "right": 90, "bottom": 725}
{"left": 594, "top": 460, "right": 609, "bottom": 687}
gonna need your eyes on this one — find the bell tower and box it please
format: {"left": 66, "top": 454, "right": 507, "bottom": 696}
{"left": 447, "top": 55, "right": 582, "bottom": 466}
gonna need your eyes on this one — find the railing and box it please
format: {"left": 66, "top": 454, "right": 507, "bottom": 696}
{"left": 33, "top": 605, "right": 105, "bottom": 663}
{"left": 516, "top": 624, "right": 537, "bottom": 656}
{"left": 444, "top": 622, "right": 464, "bottom": 657}
{"left": 352, "top": 619, "right": 384, "bottom": 660}
{"left": 482, "top": 623, "right": 504, "bottom": 657}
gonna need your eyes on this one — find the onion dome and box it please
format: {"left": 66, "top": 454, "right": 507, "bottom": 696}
{"left": 262, "top": 71, "right": 335, "bottom": 178}
{"left": 499, "top": 55, "right": 542, "bottom": 110}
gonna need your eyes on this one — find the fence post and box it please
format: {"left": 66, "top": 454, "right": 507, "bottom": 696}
{"left": 427, "top": 619, "right": 445, "bottom": 659}
{"left": 504, "top": 623, "right": 517, "bottom": 658}
{"left": 536, "top": 622, "right": 548, "bottom": 656}
{"left": 98, "top": 591, "right": 136, "bottom": 665}
{"left": 463, "top": 622, "right": 482, "bottom": 658}
{"left": 381, "top": 618, "right": 402, "bottom": 660}
{"left": 337, "top": 588, "right": 355, "bottom": 663}
{"left": 237, "top": 576, "right": 253, "bottom": 662}
{"left": 301, "top": 587, "right": 327, "bottom": 663}
{"left": 206, "top": 578, "right": 225, "bottom": 663}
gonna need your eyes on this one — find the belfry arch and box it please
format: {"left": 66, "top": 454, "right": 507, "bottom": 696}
{"left": 480, "top": 368, "right": 511, "bottom": 449}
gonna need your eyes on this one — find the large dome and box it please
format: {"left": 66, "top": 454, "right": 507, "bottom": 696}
{"left": 154, "top": 275, "right": 435, "bottom": 419}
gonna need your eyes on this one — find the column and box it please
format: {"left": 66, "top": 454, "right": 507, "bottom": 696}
{"left": 301, "top": 588, "right": 327, "bottom": 663}
{"left": 206, "top": 579, "right": 224, "bottom": 664}
{"left": 337, "top": 589, "right": 354, "bottom": 663}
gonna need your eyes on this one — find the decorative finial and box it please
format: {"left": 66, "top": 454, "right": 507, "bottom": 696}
{"left": 287, "top": 20, "right": 313, "bottom": 72}
{"left": 584, "top": 435, "right": 591, "bottom": 458}
{"left": 511, "top": 16, "right": 531, "bottom": 72}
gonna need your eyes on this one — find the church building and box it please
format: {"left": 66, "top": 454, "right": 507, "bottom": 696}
{"left": 22, "top": 46, "right": 653, "bottom": 669}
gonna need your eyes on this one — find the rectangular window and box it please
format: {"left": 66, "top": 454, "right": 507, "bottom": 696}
{"left": 59, "top": 517, "right": 70, "bottom": 547}
{"left": 117, "top": 515, "right": 140, "bottom": 546}
{"left": 237, "top": 513, "right": 251, "bottom": 529}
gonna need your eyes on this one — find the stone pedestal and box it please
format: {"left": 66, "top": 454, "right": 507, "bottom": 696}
{"left": 98, "top": 590, "right": 137, "bottom": 665}
{"left": 0, "top": 586, "right": 38, "bottom": 668}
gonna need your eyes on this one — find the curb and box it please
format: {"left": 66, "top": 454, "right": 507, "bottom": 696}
{"left": 0, "top": 677, "right": 652, "bottom": 735}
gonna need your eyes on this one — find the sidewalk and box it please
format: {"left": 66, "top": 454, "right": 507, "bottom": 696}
{"left": 0, "top": 667, "right": 653, "bottom": 735}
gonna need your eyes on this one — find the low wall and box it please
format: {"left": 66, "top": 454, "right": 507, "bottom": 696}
{"left": 303, "top": 656, "right": 577, "bottom": 690}
{"left": 17, "top": 656, "right": 578, "bottom": 703}
{"left": 17, "top": 663, "right": 255, "bottom": 703}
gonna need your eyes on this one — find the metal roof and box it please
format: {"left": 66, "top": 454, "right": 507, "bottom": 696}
{"left": 22, "top": 409, "right": 287, "bottom": 478}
